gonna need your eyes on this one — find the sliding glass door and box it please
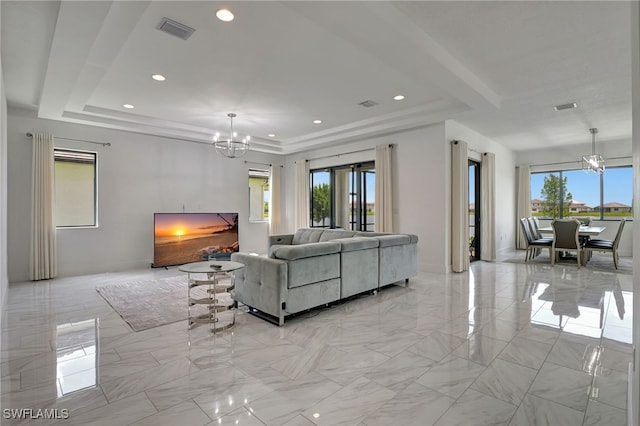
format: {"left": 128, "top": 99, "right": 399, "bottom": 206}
{"left": 310, "top": 162, "right": 375, "bottom": 231}
{"left": 310, "top": 169, "right": 331, "bottom": 228}
{"left": 469, "top": 160, "right": 481, "bottom": 262}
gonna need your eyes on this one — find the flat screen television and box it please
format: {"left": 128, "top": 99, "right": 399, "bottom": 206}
{"left": 153, "top": 212, "right": 239, "bottom": 268}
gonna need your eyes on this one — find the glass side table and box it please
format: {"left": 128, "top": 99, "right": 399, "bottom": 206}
{"left": 178, "top": 260, "right": 244, "bottom": 333}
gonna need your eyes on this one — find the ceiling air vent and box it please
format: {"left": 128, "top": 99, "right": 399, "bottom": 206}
{"left": 358, "top": 100, "right": 379, "bottom": 108}
{"left": 156, "top": 17, "right": 195, "bottom": 40}
{"left": 554, "top": 102, "right": 577, "bottom": 111}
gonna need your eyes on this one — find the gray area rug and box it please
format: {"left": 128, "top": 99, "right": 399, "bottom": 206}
{"left": 96, "top": 275, "right": 228, "bottom": 331}
{"left": 504, "top": 252, "right": 632, "bottom": 275}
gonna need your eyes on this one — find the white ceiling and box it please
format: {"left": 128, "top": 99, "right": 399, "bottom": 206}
{"left": 1, "top": 1, "right": 632, "bottom": 154}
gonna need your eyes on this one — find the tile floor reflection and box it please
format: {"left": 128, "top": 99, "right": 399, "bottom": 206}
{"left": 0, "top": 258, "right": 632, "bottom": 425}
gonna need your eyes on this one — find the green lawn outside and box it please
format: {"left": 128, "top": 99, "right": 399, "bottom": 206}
{"left": 532, "top": 211, "right": 632, "bottom": 218}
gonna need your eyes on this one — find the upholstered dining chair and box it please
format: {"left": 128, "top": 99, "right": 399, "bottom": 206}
{"left": 519, "top": 218, "right": 552, "bottom": 261}
{"left": 532, "top": 216, "right": 541, "bottom": 230}
{"left": 527, "top": 217, "right": 542, "bottom": 239}
{"left": 551, "top": 219, "right": 582, "bottom": 268}
{"left": 583, "top": 218, "right": 626, "bottom": 269}
{"left": 527, "top": 217, "right": 550, "bottom": 256}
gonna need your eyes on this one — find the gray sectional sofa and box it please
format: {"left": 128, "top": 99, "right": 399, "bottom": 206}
{"left": 231, "top": 228, "right": 418, "bottom": 325}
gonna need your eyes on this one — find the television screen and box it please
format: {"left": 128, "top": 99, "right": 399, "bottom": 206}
{"left": 153, "top": 213, "right": 239, "bottom": 267}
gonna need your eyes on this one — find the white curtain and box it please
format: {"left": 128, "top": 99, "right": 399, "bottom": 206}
{"left": 269, "top": 164, "right": 282, "bottom": 234}
{"left": 451, "top": 140, "right": 469, "bottom": 272}
{"left": 30, "top": 132, "right": 57, "bottom": 280}
{"left": 294, "top": 160, "right": 309, "bottom": 229}
{"left": 480, "top": 152, "right": 496, "bottom": 261}
{"left": 375, "top": 144, "right": 393, "bottom": 232}
{"left": 335, "top": 170, "right": 349, "bottom": 229}
{"left": 516, "top": 165, "right": 531, "bottom": 249}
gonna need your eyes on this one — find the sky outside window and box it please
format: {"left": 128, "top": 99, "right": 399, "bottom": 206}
{"left": 531, "top": 167, "right": 632, "bottom": 208}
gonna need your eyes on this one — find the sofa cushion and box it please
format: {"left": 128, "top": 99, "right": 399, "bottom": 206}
{"left": 336, "top": 236, "right": 378, "bottom": 252}
{"left": 318, "top": 229, "right": 357, "bottom": 241}
{"left": 376, "top": 234, "right": 411, "bottom": 247}
{"left": 272, "top": 241, "right": 341, "bottom": 261}
{"left": 292, "top": 228, "right": 325, "bottom": 245}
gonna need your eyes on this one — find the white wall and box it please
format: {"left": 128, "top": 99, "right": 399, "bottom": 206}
{"left": 445, "top": 120, "right": 517, "bottom": 261}
{"left": 630, "top": 2, "right": 640, "bottom": 425}
{"left": 0, "top": 6, "right": 8, "bottom": 355}
{"left": 7, "top": 107, "right": 281, "bottom": 282}
{"left": 283, "top": 123, "right": 451, "bottom": 274}
{"left": 514, "top": 140, "right": 634, "bottom": 257}
{"left": 281, "top": 121, "right": 517, "bottom": 273}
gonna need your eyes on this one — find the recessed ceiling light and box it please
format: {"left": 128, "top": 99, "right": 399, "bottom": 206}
{"left": 394, "top": 95, "right": 405, "bottom": 101}
{"left": 313, "top": 119, "right": 322, "bottom": 124}
{"left": 554, "top": 102, "right": 577, "bottom": 111}
{"left": 216, "top": 8, "right": 234, "bottom": 22}
{"left": 151, "top": 74, "right": 166, "bottom": 81}
{"left": 123, "top": 104, "right": 134, "bottom": 109}
{"left": 268, "top": 133, "right": 276, "bottom": 138}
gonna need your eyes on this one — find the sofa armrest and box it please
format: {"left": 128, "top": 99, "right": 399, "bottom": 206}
{"left": 269, "top": 234, "right": 294, "bottom": 246}
{"left": 272, "top": 241, "right": 341, "bottom": 261}
{"left": 230, "top": 253, "right": 289, "bottom": 323}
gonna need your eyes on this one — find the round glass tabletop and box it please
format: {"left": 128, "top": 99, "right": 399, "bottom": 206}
{"left": 178, "top": 260, "right": 244, "bottom": 274}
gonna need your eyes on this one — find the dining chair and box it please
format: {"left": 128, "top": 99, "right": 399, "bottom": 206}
{"left": 527, "top": 217, "right": 542, "bottom": 239}
{"left": 582, "top": 218, "right": 626, "bottom": 269}
{"left": 519, "top": 218, "right": 552, "bottom": 261}
{"left": 532, "top": 216, "right": 542, "bottom": 232}
{"left": 551, "top": 219, "right": 582, "bottom": 268}
{"left": 527, "top": 217, "right": 550, "bottom": 256}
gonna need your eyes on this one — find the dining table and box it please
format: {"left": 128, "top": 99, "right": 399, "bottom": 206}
{"left": 537, "top": 225, "right": 606, "bottom": 266}
{"left": 537, "top": 225, "right": 606, "bottom": 237}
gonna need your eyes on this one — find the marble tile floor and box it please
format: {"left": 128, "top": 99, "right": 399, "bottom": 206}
{"left": 0, "top": 259, "right": 632, "bottom": 425}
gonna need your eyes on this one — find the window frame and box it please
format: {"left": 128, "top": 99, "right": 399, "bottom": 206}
{"left": 309, "top": 161, "right": 375, "bottom": 231}
{"left": 530, "top": 165, "right": 633, "bottom": 221}
{"left": 54, "top": 148, "right": 98, "bottom": 229}
{"left": 248, "top": 168, "right": 270, "bottom": 222}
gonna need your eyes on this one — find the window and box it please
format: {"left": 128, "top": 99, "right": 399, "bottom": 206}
{"left": 530, "top": 166, "right": 632, "bottom": 220}
{"left": 310, "top": 162, "right": 375, "bottom": 231}
{"left": 249, "top": 169, "right": 269, "bottom": 221}
{"left": 601, "top": 167, "right": 633, "bottom": 218}
{"left": 54, "top": 149, "right": 97, "bottom": 227}
{"left": 310, "top": 169, "right": 331, "bottom": 228}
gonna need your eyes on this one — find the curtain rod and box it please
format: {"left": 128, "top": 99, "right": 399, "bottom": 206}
{"left": 26, "top": 132, "right": 111, "bottom": 147}
{"left": 303, "top": 144, "right": 394, "bottom": 162}
{"left": 451, "top": 140, "right": 485, "bottom": 155}
{"left": 244, "top": 160, "right": 271, "bottom": 167}
{"left": 529, "top": 156, "right": 632, "bottom": 168}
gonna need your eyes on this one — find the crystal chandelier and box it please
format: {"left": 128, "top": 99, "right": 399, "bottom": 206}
{"left": 582, "top": 128, "right": 605, "bottom": 175}
{"left": 213, "top": 113, "right": 250, "bottom": 158}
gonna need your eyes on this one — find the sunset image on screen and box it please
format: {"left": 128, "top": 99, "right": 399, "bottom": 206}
{"left": 153, "top": 213, "right": 239, "bottom": 267}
